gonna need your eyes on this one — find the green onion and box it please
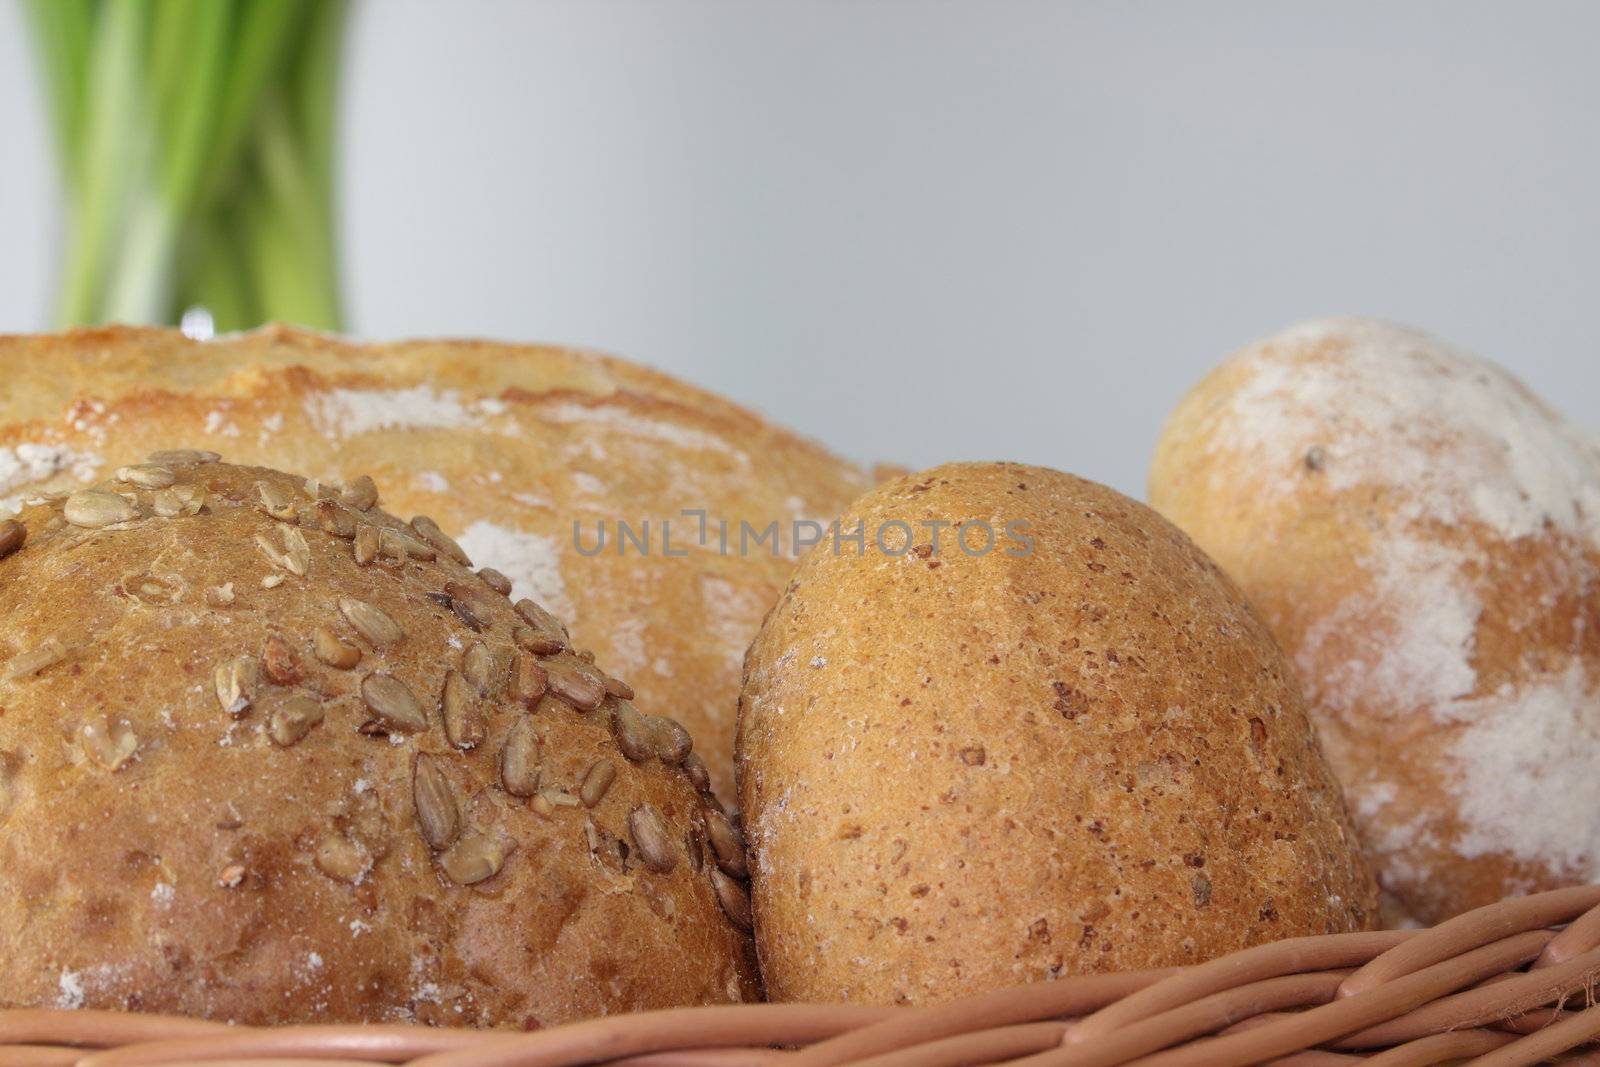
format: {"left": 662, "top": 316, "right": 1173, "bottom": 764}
{"left": 24, "top": 0, "right": 348, "bottom": 331}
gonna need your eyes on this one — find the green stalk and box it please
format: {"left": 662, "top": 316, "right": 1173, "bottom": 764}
{"left": 23, "top": 0, "right": 97, "bottom": 187}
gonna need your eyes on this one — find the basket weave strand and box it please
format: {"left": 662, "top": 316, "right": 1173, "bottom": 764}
{"left": 9, "top": 885, "right": 1600, "bottom": 1067}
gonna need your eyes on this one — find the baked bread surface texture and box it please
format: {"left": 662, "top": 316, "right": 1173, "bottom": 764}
{"left": 1149, "top": 318, "right": 1600, "bottom": 924}
{"left": 0, "top": 325, "right": 877, "bottom": 798}
{"left": 736, "top": 461, "right": 1377, "bottom": 1005}
{"left": 0, "top": 454, "right": 757, "bottom": 1025}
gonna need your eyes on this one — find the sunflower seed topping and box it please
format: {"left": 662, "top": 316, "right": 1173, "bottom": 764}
{"left": 412, "top": 753, "right": 460, "bottom": 850}
{"left": 440, "top": 831, "right": 512, "bottom": 885}
{"left": 628, "top": 804, "right": 678, "bottom": 874}
{"left": 256, "top": 525, "right": 311, "bottom": 576}
{"left": 312, "top": 625, "right": 361, "bottom": 669}
{"left": 710, "top": 867, "right": 753, "bottom": 930}
{"left": 65, "top": 490, "right": 137, "bottom": 528}
{"left": 580, "top": 760, "right": 616, "bottom": 808}
{"left": 411, "top": 515, "right": 471, "bottom": 566}
{"left": 477, "top": 568, "right": 512, "bottom": 596}
{"left": 339, "top": 597, "right": 402, "bottom": 648}
{"left": 205, "top": 583, "right": 235, "bottom": 607}
{"left": 218, "top": 864, "right": 246, "bottom": 888}
{"left": 353, "top": 524, "right": 380, "bottom": 565}
{"left": 510, "top": 652, "right": 548, "bottom": 707}
{"left": 342, "top": 475, "right": 379, "bottom": 511}
{"left": 314, "top": 835, "right": 370, "bottom": 883}
{"left": 611, "top": 700, "right": 653, "bottom": 762}
{"left": 548, "top": 663, "right": 605, "bottom": 711}
{"left": 147, "top": 449, "right": 220, "bottom": 466}
{"left": 513, "top": 625, "right": 564, "bottom": 656}
{"left": 0, "top": 520, "right": 24, "bottom": 559}
{"left": 441, "top": 670, "right": 485, "bottom": 749}
{"left": 682, "top": 752, "right": 713, "bottom": 794}
{"left": 462, "top": 641, "right": 493, "bottom": 693}
{"left": 254, "top": 481, "right": 299, "bottom": 521}
{"left": 361, "top": 672, "right": 428, "bottom": 732}
{"left": 380, "top": 527, "right": 435, "bottom": 562}
{"left": 261, "top": 574, "right": 284, "bottom": 589}
{"left": 650, "top": 715, "right": 693, "bottom": 765}
{"left": 513, "top": 599, "right": 568, "bottom": 648}
{"left": 215, "top": 654, "right": 260, "bottom": 714}
{"left": 80, "top": 717, "right": 138, "bottom": 771}
{"left": 116, "top": 464, "right": 176, "bottom": 489}
{"left": 603, "top": 675, "right": 635, "bottom": 701}
{"left": 500, "top": 717, "right": 542, "bottom": 796}
{"left": 704, "top": 807, "right": 749, "bottom": 878}
{"left": 268, "top": 694, "right": 324, "bottom": 746}
{"left": 8, "top": 638, "right": 66, "bottom": 679}
{"left": 309, "top": 499, "right": 358, "bottom": 539}
{"left": 445, "top": 580, "right": 491, "bottom": 632}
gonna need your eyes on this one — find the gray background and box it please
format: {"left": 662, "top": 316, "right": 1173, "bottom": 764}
{"left": 3, "top": 0, "right": 1597, "bottom": 498}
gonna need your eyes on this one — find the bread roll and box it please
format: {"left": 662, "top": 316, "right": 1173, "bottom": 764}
{"left": 0, "top": 325, "right": 877, "bottom": 797}
{"left": 1150, "top": 318, "right": 1600, "bottom": 924}
{"left": 0, "top": 454, "right": 758, "bottom": 1024}
{"left": 737, "top": 462, "right": 1376, "bottom": 1005}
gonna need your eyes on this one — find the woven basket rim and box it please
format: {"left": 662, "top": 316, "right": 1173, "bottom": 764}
{"left": 8, "top": 884, "right": 1600, "bottom": 1067}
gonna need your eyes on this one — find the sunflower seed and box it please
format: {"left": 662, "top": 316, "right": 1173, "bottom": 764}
{"left": 314, "top": 835, "right": 370, "bottom": 883}
{"left": 353, "top": 525, "right": 380, "bottom": 565}
{"left": 339, "top": 597, "right": 402, "bottom": 648}
{"left": 80, "top": 717, "right": 138, "bottom": 771}
{"left": 268, "top": 694, "right": 324, "bottom": 746}
{"left": 412, "top": 753, "right": 460, "bottom": 850}
{"left": 0, "top": 520, "right": 24, "bottom": 559}
{"left": 256, "top": 525, "right": 311, "bottom": 576}
{"left": 309, "top": 499, "right": 358, "bottom": 539}
{"left": 709, "top": 867, "right": 753, "bottom": 930}
{"left": 261, "top": 574, "right": 284, "bottom": 589}
{"left": 477, "top": 568, "right": 512, "bottom": 596}
{"left": 510, "top": 652, "right": 548, "bottom": 707}
{"left": 650, "top": 715, "right": 693, "bottom": 765}
{"left": 215, "top": 654, "right": 260, "bottom": 715}
{"left": 7, "top": 638, "right": 65, "bottom": 679}
{"left": 445, "top": 581, "right": 491, "bottom": 632}
{"left": 116, "top": 464, "right": 176, "bottom": 489}
{"left": 361, "top": 673, "right": 428, "bottom": 732}
{"left": 217, "top": 864, "right": 246, "bottom": 888}
{"left": 580, "top": 760, "right": 616, "bottom": 808}
{"left": 441, "top": 671, "right": 485, "bottom": 749}
{"left": 65, "top": 490, "right": 137, "bottom": 528}
{"left": 628, "top": 804, "right": 678, "bottom": 874}
{"left": 603, "top": 675, "right": 635, "bottom": 701}
{"left": 440, "top": 831, "right": 512, "bottom": 885}
{"left": 147, "top": 449, "right": 220, "bottom": 466}
{"left": 500, "top": 718, "right": 542, "bottom": 796}
{"left": 682, "top": 752, "right": 712, "bottom": 794}
{"left": 411, "top": 515, "right": 471, "bottom": 566}
{"left": 514, "top": 598, "right": 568, "bottom": 637}
{"left": 548, "top": 663, "right": 605, "bottom": 711}
{"left": 380, "top": 527, "right": 435, "bottom": 562}
{"left": 611, "top": 700, "right": 653, "bottom": 762}
{"left": 704, "top": 807, "right": 749, "bottom": 878}
{"left": 462, "top": 640, "right": 493, "bottom": 693}
{"left": 542, "top": 788, "right": 579, "bottom": 808}
{"left": 312, "top": 625, "right": 361, "bottom": 669}
{"left": 262, "top": 635, "right": 301, "bottom": 685}
{"left": 530, "top": 793, "right": 555, "bottom": 818}
{"left": 342, "top": 474, "right": 379, "bottom": 511}
{"left": 304, "top": 477, "right": 338, "bottom": 501}
{"left": 150, "top": 489, "right": 182, "bottom": 518}
{"left": 513, "top": 625, "right": 563, "bottom": 656}
{"left": 254, "top": 481, "right": 299, "bottom": 521}
{"left": 205, "top": 583, "right": 235, "bottom": 607}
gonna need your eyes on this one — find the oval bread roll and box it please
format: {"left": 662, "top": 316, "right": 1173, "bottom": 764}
{"left": 0, "top": 325, "right": 881, "bottom": 798}
{"left": 0, "top": 454, "right": 758, "bottom": 1024}
{"left": 737, "top": 462, "right": 1376, "bottom": 1005}
{"left": 1150, "top": 318, "right": 1600, "bottom": 924}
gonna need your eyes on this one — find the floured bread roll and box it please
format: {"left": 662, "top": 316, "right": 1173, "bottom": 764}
{"left": 0, "top": 325, "right": 878, "bottom": 796}
{"left": 0, "top": 454, "right": 758, "bottom": 1024}
{"left": 1150, "top": 318, "right": 1600, "bottom": 924}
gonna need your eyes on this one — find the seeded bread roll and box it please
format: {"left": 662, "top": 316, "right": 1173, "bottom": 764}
{"left": 1150, "top": 318, "right": 1600, "bottom": 924}
{"left": 0, "top": 454, "right": 758, "bottom": 1025}
{"left": 0, "top": 325, "right": 881, "bottom": 798}
{"left": 737, "top": 462, "right": 1377, "bottom": 1005}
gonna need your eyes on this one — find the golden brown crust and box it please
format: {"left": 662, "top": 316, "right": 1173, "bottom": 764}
{"left": 1149, "top": 318, "right": 1600, "bottom": 924}
{"left": 0, "top": 325, "right": 876, "bottom": 797}
{"left": 0, "top": 455, "right": 758, "bottom": 1025}
{"left": 736, "top": 462, "right": 1377, "bottom": 1005}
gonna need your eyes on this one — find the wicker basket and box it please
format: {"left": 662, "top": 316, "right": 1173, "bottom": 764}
{"left": 8, "top": 884, "right": 1600, "bottom": 1067}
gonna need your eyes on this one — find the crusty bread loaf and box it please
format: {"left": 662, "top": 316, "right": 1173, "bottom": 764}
{"left": 0, "top": 453, "right": 758, "bottom": 1024}
{"left": 1150, "top": 318, "right": 1600, "bottom": 925}
{"left": 0, "top": 325, "right": 878, "bottom": 798}
{"left": 736, "top": 462, "right": 1377, "bottom": 1005}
